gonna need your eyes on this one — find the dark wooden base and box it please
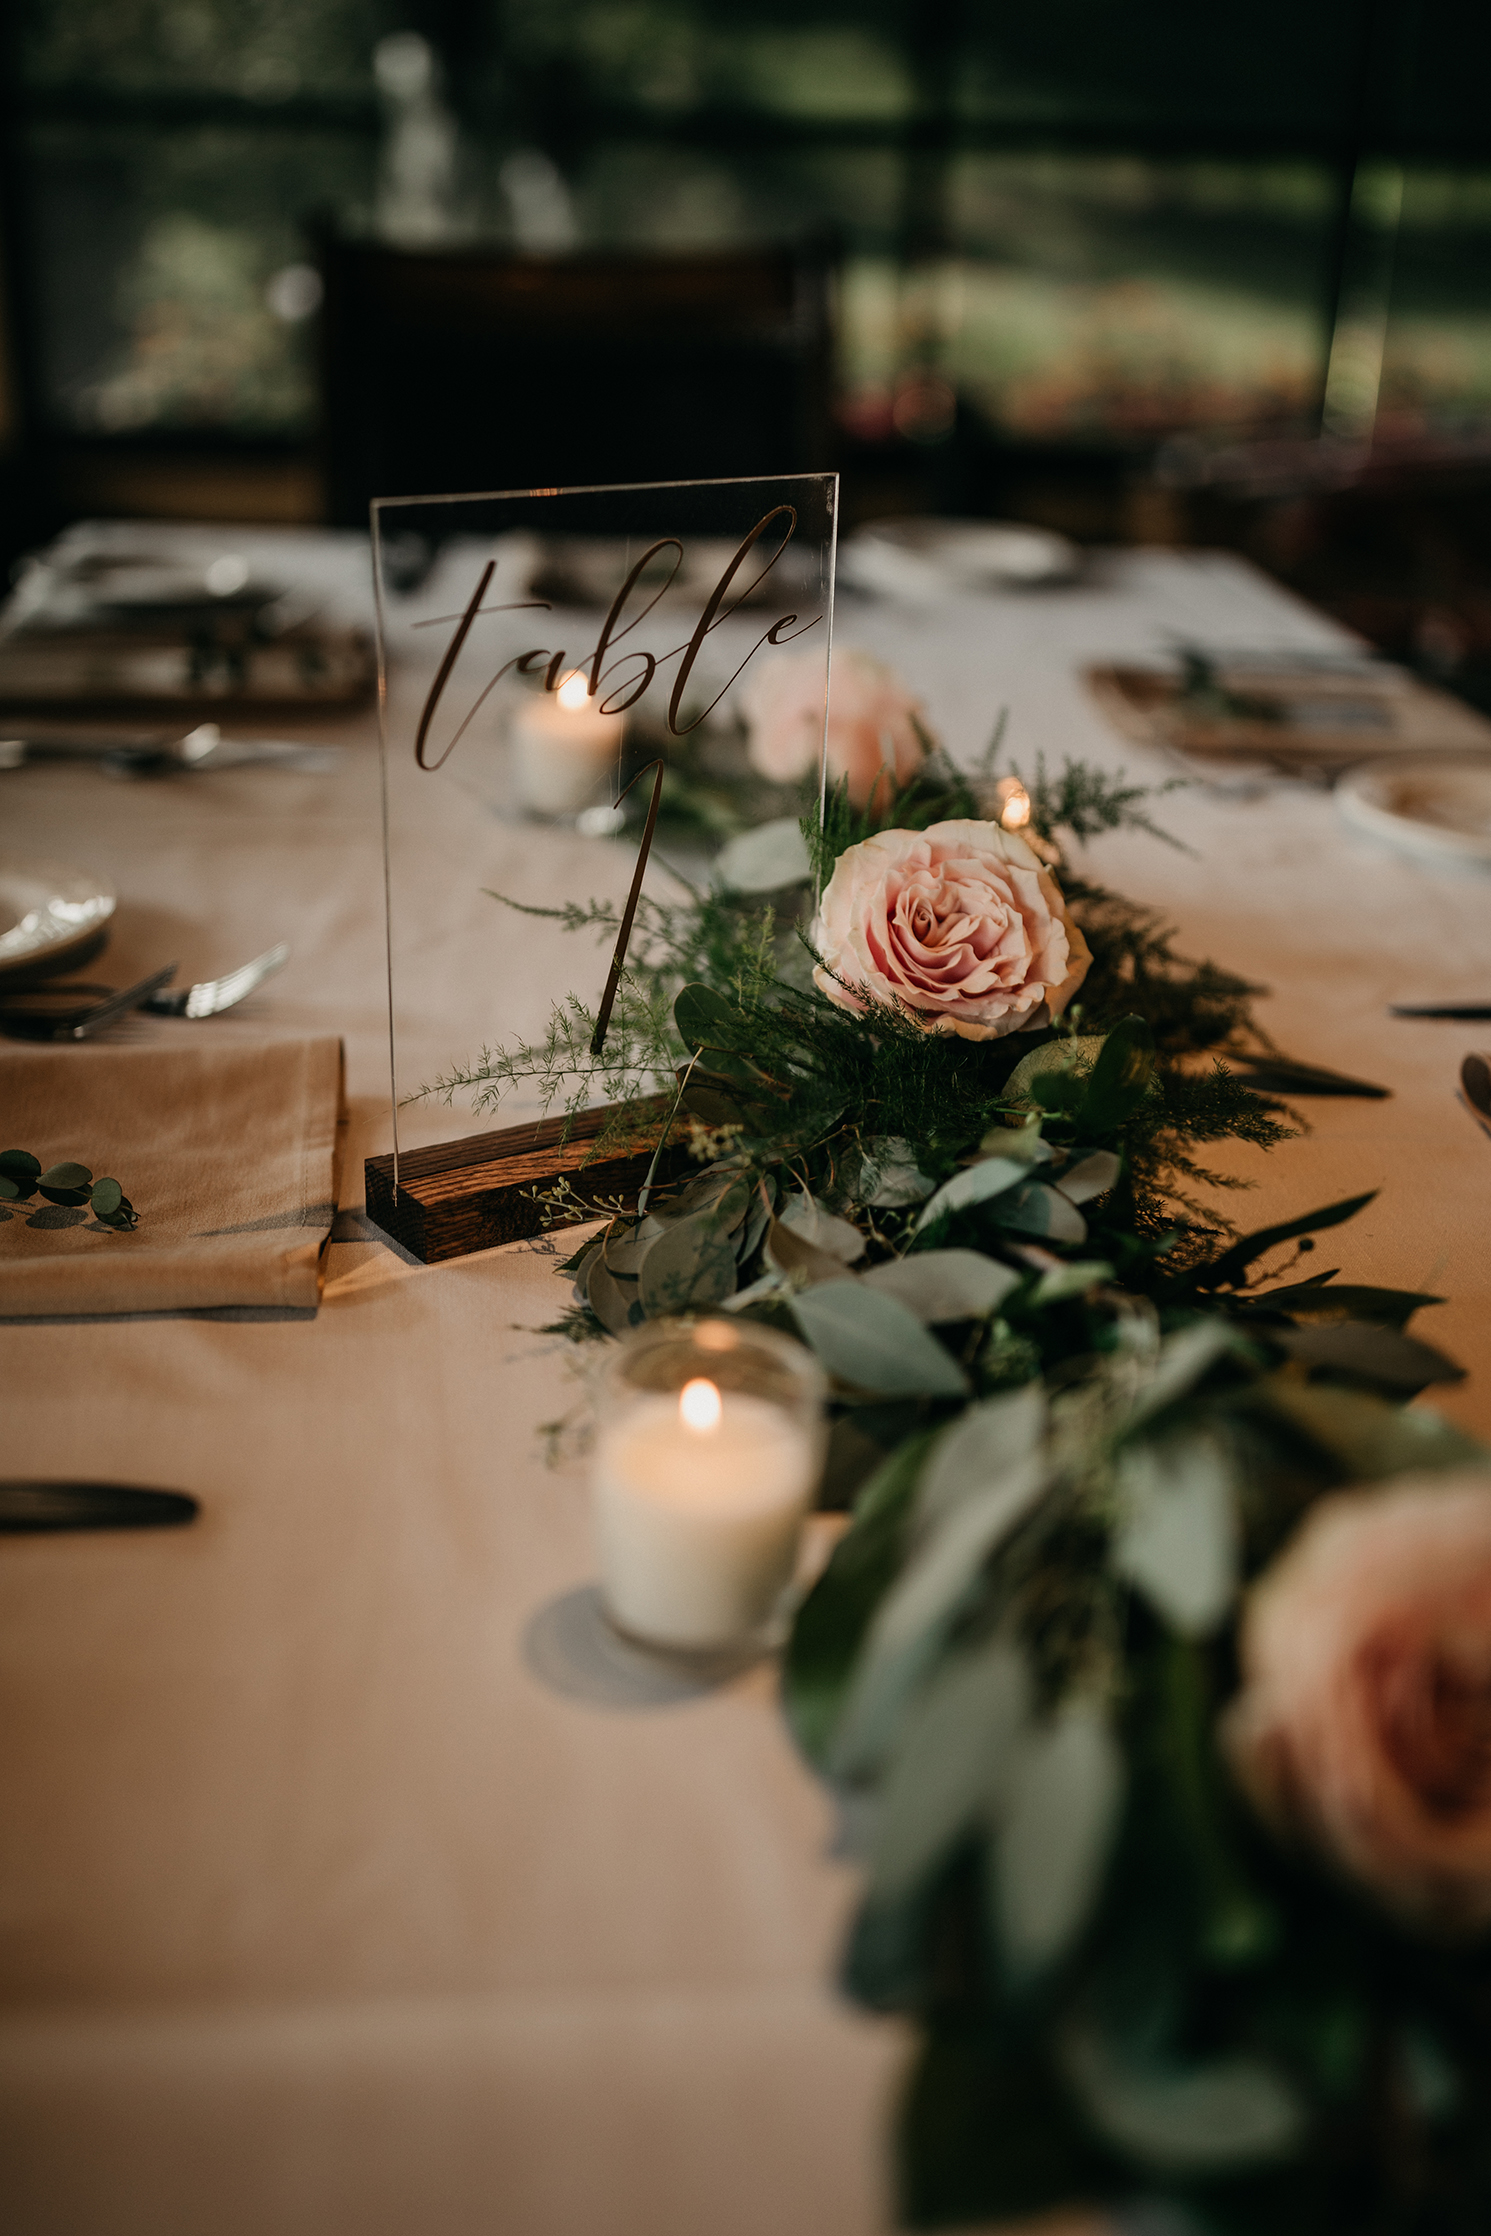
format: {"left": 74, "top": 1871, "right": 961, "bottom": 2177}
{"left": 364, "top": 1098, "right": 686, "bottom": 1264}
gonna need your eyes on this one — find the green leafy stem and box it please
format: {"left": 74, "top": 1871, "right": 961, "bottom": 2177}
{"left": 0, "top": 1148, "right": 138, "bottom": 1230}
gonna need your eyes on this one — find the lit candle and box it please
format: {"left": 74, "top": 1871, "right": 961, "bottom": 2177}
{"left": 993, "top": 775, "right": 1061, "bottom": 864}
{"left": 591, "top": 1328, "right": 825, "bottom": 1651}
{"left": 995, "top": 775, "right": 1031, "bottom": 830}
{"left": 510, "top": 669, "right": 627, "bottom": 818}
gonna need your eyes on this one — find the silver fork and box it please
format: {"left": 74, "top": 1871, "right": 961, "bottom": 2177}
{"left": 142, "top": 942, "right": 290, "bottom": 1017}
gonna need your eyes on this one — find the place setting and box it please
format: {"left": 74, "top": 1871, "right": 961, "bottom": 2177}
{"left": 0, "top": 639, "right": 358, "bottom": 1330}
{"left": 1, "top": 844, "right": 342, "bottom": 1323}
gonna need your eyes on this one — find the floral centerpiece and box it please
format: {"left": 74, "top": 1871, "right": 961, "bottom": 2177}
{"left": 425, "top": 681, "right": 1486, "bottom": 2233}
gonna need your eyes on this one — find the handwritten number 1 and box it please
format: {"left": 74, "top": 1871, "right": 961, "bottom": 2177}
{"left": 589, "top": 760, "right": 665, "bottom": 1060}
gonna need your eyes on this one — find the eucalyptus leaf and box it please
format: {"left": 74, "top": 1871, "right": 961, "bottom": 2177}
{"left": 869, "top": 1642, "right": 1033, "bottom": 1906}
{"left": 830, "top": 1453, "right": 1052, "bottom": 1778}
{"left": 976, "top": 1112, "right": 1054, "bottom": 1165}
{"left": 991, "top": 1180, "right": 1088, "bottom": 1245}
{"left": 1113, "top": 1433, "right": 1238, "bottom": 1637}
{"left": 638, "top": 1210, "right": 739, "bottom": 1316}
{"left": 39, "top": 1162, "right": 93, "bottom": 1191}
{"left": 790, "top": 1281, "right": 968, "bottom": 1400}
{"left": 0, "top": 1176, "right": 17, "bottom": 1201}
{"left": 1124, "top": 1320, "right": 1237, "bottom": 1434}
{"left": 991, "top": 1700, "right": 1124, "bottom": 1984}
{"left": 861, "top": 1250, "right": 1020, "bottom": 1325}
{"left": 0, "top": 1148, "right": 41, "bottom": 1180}
{"left": 1058, "top": 1150, "right": 1123, "bottom": 1205}
{"left": 678, "top": 1073, "right": 752, "bottom": 1129}
{"left": 735, "top": 1193, "right": 772, "bottom": 1268}
{"left": 1001, "top": 1036, "right": 1106, "bottom": 1107}
{"left": 1031, "top": 1260, "right": 1113, "bottom": 1304}
{"left": 672, "top": 986, "right": 762, "bottom": 1088}
{"left": 1081, "top": 1015, "right": 1157, "bottom": 1133}
{"left": 655, "top": 1170, "right": 750, "bottom": 1233}
{"left": 917, "top": 1386, "right": 1048, "bottom": 1532}
{"left": 914, "top": 1156, "right": 1029, "bottom": 1233}
{"left": 673, "top": 981, "right": 741, "bottom": 1052}
{"left": 1245, "top": 1376, "right": 1487, "bottom": 1480}
{"left": 587, "top": 1253, "right": 642, "bottom": 1335}
{"left": 601, "top": 1214, "right": 666, "bottom": 1277}
{"left": 782, "top": 1431, "right": 934, "bottom": 1769}
{"left": 766, "top": 1216, "right": 850, "bottom": 1288}
{"left": 1058, "top": 2022, "right": 1306, "bottom": 2173}
{"left": 713, "top": 815, "right": 812, "bottom": 892}
{"left": 89, "top": 1177, "right": 124, "bottom": 1218}
{"left": 778, "top": 1189, "right": 865, "bottom": 1263}
{"left": 723, "top": 1267, "right": 789, "bottom": 1311}
{"left": 856, "top": 1137, "right": 937, "bottom": 1207}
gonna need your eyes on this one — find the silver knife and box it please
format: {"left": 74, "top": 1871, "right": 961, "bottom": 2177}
{"left": 0, "top": 722, "right": 347, "bottom": 775}
{"left": 0, "top": 1481, "right": 199, "bottom": 1532}
{"left": 1462, "top": 1054, "right": 1491, "bottom": 1138}
{"left": 1392, "top": 1000, "right": 1491, "bottom": 1019}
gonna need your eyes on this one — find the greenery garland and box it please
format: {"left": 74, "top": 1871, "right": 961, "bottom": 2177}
{"left": 425, "top": 750, "right": 1485, "bottom": 2233}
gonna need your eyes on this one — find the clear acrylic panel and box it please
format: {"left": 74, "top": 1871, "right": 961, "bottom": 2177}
{"left": 372, "top": 473, "right": 837, "bottom": 1163}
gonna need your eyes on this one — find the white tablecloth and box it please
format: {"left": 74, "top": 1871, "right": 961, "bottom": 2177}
{"left": 4, "top": 547, "right": 1489, "bottom": 2236}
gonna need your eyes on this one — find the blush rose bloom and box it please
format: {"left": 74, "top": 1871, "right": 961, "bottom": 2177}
{"left": 1224, "top": 1473, "right": 1491, "bottom": 1932}
{"left": 743, "top": 647, "right": 931, "bottom": 810}
{"left": 811, "top": 819, "right": 1091, "bottom": 1041}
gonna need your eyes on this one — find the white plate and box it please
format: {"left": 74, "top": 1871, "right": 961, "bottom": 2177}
{"left": 1337, "top": 753, "right": 1491, "bottom": 864}
{"left": 0, "top": 854, "right": 115, "bottom": 982}
{"left": 842, "top": 517, "right": 1079, "bottom": 602}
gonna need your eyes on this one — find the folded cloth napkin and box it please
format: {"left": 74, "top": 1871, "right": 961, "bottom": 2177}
{"left": 1, "top": 1035, "right": 344, "bottom": 1316}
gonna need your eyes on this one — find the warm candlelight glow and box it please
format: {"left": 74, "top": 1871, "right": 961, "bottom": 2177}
{"left": 556, "top": 669, "right": 591, "bottom": 712}
{"left": 678, "top": 1377, "right": 723, "bottom": 1435}
{"left": 996, "top": 777, "right": 1031, "bottom": 831}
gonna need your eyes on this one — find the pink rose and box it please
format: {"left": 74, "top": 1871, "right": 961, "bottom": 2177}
{"left": 743, "top": 647, "right": 930, "bottom": 810}
{"left": 811, "top": 819, "right": 1091, "bottom": 1041}
{"left": 1224, "top": 1473, "right": 1491, "bottom": 1932}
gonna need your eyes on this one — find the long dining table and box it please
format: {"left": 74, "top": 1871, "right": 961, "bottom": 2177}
{"left": 4, "top": 537, "right": 1490, "bottom": 2236}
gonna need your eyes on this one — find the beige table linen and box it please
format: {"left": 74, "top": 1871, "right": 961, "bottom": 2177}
{"left": 1, "top": 1034, "right": 345, "bottom": 1315}
{"left": 2, "top": 546, "right": 1491, "bottom": 2236}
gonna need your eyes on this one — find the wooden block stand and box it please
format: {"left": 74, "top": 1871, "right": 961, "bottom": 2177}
{"left": 364, "top": 1099, "right": 685, "bottom": 1264}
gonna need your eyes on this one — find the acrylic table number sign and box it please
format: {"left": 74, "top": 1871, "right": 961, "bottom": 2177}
{"left": 363, "top": 475, "right": 837, "bottom": 1263}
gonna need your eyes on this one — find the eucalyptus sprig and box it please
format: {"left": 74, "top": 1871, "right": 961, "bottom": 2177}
{"left": 0, "top": 1148, "right": 138, "bottom": 1230}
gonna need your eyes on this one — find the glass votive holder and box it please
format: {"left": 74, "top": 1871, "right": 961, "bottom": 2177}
{"left": 590, "top": 1317, "right": 828, "bottom": 1654}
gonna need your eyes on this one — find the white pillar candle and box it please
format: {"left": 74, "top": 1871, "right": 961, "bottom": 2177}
{"left": 510, "top": 669, "right": 626, "bottom": 817}
{"left": 592, "top": 1376, "right": 819, "bottom": 1650}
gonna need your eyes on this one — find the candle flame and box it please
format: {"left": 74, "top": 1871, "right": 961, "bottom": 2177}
{"left": 557, "top": 670, "right": 591, "bottom": 712}
{"left": 679, "top": 1377, "right": 722, "bottom": 1435}
{"left": 996, "top": 777, "right": 1031, "bottom": 831}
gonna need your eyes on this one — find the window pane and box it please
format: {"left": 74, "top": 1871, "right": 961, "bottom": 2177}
{"left": 929, "top": 157, "right": 1336, "bottom": 441}
{"left": 1379, "top": 168, "right": 1491, "bottom": 431}
{"left": 26, "top": 120, "right": 373, "bottom": 434}
{"left": 19, "top": 0, "right": 382, "bottom": 99}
